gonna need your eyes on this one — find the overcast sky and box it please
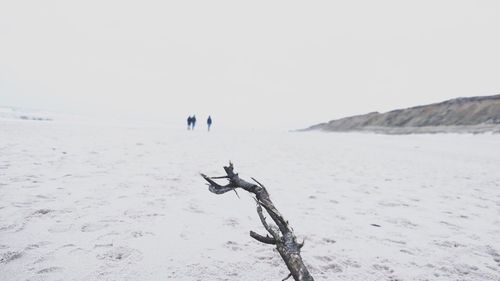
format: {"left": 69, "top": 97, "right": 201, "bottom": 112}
{"left": 1, "top": 1, "right": 499, "bottom": 130}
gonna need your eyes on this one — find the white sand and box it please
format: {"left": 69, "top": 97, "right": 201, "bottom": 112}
{"left": 1, "top": 119, "right": 499, "bottom": 280}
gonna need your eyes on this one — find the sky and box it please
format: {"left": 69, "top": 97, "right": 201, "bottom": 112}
{"left": 1, "top": 0, "right": 500, "bottom": 130}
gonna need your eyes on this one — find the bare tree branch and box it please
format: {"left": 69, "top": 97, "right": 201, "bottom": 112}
{"left": 249, "top": 231, "right": 276, "bottom": 245}
{"left": 255, "top": 200, "right": 280, "bottom": 239}
{"left": 201, "top": 163, "right": 314, "bottom": 281}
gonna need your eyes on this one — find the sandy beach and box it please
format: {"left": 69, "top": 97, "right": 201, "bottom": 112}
{"left": 1, "top": 119, "right": 500, "bottom": 280}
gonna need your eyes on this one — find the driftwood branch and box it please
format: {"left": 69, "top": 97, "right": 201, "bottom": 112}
{"left": 249, "top": 231, "right": 276, "bottom": 245}
{"left": 201, "top": 162, "right": 314, "bottom": 281}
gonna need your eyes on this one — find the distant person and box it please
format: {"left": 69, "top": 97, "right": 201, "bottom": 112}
{"left": 187, "top": 116, "right": 192, "bottom": 130}
{"left": 192, "top": 115, "right": 197, "bottom": 130}
{"left": 207, "top": 115, "right": 212, "bottom": 131}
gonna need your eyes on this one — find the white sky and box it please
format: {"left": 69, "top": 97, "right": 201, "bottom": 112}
{"left": 1, "top": 1, "right": 499, "bottom": 130}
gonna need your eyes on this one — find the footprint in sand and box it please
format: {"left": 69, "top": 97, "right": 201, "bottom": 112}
{"left": 322, "top": 238, "right": 336, "bottom": 244}
{"left": 185, "top": 203, "right": 205, "bottom": 214}
{"left": 314, "top": 255, "right": 334, "bottom": 262}
{"left": 81, "top": 222, "right": 108, "bottom": 232}
{"left": 0, "top": 224, "right": 16, "bottom": 232}
{"left": 224, "top": 241, "right": 243, "bottom": 251}
{"left": 340, "top": 259, "right": 361, "bottom": 269}
{"left": 94, "top": 243, "right": 113, "bottom": 248}
{"left": 96, "top": 246, "right": 143, "bottom": 262}
{"left": 439, "top": 220, "right": 461, "bottom": 231}
{"left": 433, "top": 240, "right": 465, "bottom": 248}
{"left": 124, "top": 209, "right": 164, "bottom": 219}
{"left": 224, "top": 218, "right": 239, "bottom": 228}
{"left": 386, "top": 218, "right": 418, "bottom": 229}
{"left": 31, "top": 209, "right": 53, "bottom": 217}
{"left": 36, "top": 266, "right": 63, "bottom": 274}
{"left": 320, "top": 262, "right": 343, "bottom": 273}
{"left": 130, "top": 230, "right": 154, "bottom": 238}
{"left": 486, "top": 246, "right": 500, "bottom": 265}
{"left": 372, "top": 263, "right": 394, "bottom": 274}
{"left": 25, "top": 241, "right": 50, "bottom": 250}
{"left": 0, "top": 251, "right": 23, "bottom": 264}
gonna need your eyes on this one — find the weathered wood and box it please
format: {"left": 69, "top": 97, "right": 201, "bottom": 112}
{"left": 201, "top": 162, "right": 314, "bottom": 281}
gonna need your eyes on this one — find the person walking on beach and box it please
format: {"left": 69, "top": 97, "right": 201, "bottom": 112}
{"left": 207, "top": 115, "right": 212, "bottom": 131}
{"left": 191, "top": 115, "right": 197, "bottom": 130}
{"left": 187, "top": 116, "right": 192, "bottom": 130}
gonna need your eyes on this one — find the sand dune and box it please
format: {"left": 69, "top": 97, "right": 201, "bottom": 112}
{"left": 304, "top": 95, "right": 500, "bottom": 134}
